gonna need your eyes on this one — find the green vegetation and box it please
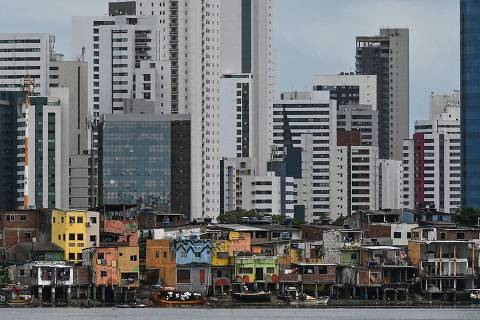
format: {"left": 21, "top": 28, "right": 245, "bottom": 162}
{"left": 217, "top": 210, "right": 261, "bottom": 223}
{"left": 453, "top": 208, "right": 480, "bottom": 227}
{"left": 0, "top": 266, "right": 9, "bottom": 286}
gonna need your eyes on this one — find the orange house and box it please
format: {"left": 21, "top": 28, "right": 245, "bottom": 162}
{"left": 91, "top": 247, "right": 120, "bottom": 287}
{"left": 145, "top": 239, "right": 176, "bottom": 286}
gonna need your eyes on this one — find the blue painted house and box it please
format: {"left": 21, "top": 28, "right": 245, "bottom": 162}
{"left": 175, "top": 239, "right": 212, "bottom": 293}
{"left": 175, "top": 239, "right": 212, "bottom": 266}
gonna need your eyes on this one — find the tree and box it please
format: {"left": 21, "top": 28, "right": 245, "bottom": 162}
{"left": 452, "top": 208, "right": 480, "bottom": 227}
{"left": 217, "top": 210, "right": 260, "bottom": 223}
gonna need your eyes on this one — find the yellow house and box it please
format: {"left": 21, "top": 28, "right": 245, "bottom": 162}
{"left": 51, "top": 209, "right": 100, "bottom": 263}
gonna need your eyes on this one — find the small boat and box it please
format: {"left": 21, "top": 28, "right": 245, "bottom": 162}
{"left": 117, "top": 303, "right": 147, "bottom": 308}
{"left": 1, "top": 286, "right": 33, "bottom": 306}
{"left": 467, "top": 289, "right": 480, "bottom": 304}
{"left": 232, "top": 291, "right": 272, "bottom": 303}
{"left": 278, "top": 287, "right": 329, "bottom": 305}
{"left": 151, "top": 287, "right": 206, "bottom": 306}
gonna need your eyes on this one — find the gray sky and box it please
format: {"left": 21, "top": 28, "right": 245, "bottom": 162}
{"left": 0, "top": 0, "right": 459, "bottom": 130}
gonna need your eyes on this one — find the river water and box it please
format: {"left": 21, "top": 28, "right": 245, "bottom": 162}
{"left": 0, "top": 307, "right": 478, "bottom": 320}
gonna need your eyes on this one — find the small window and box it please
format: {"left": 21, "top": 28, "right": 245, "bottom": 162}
{"left": 77, "top": 234, "right": 84, "bottom": 241}
{"left": 90, "top": 217, "right": 97, "bottom": 224}
{"left": 266, "top": 267, "right": 275, "bottom": 274}
{"left": 130, "top": 255, "right": 137, "bottom": 262}
{"left": 69, "top": 233, "right": 75, "bottom": 241}
{"left": 407, "top": 232, "right": 412, "bottom": 239}
{"left": 394, "top": 232, "right": 402, "bottom": 239}
{"left": 163, "top": 251, "right": 167, "bottom": 258}
{"left": 20, "top": 215, "right": 26, "bottom": 221}
{"left": 194, "top": 252, "right": 201, "bottom": 258}
{"left": 53, "top": 217, "right": 56, "bottom": 223}
{"left": 90, "top": 235, "right": 96, "bottom": 242}
{"left": 68, "top": 253, "right": 75, "bottom": 260}
{"left": 0, "top": 232, "right": 3, "bottom": 240}
{"left": 181, "top": 252, "right": 187, "bottom": 258}
{"left": 101, "top": 271, "right": 107, "bottom": 277}
{"left": 457, "top": 232, "right": 465, "bottom": 240}
{"left": 77, "top": 217, "right": 83, "bottom": 224}
{"left": 440, "top": 233, "right": 446, "bottom": 240}
{"left": 318, "top": 266, "right": 328, "bottom": 274}
{"left": 351, "top": 253, "right": 357, "bottom": 260}
{"left": 217, "top": 270, "right": 222, "bottom": 277}
{"left": 77, "top": 253, "right": 83, "bottom": 260}
{"left": 24, "top": 232, "right": 31, "bottom": 239}
{"left": 57, "top": 235, "right": 61, "bottom": 240}
{"left": 155, "top": 250, "right": 160, "bottom": 258}
{"left": 98, "top": 252, "right": 105, "bottom": 260}
{"left": 69, "top": 217, "right": 75, "bottom": 224}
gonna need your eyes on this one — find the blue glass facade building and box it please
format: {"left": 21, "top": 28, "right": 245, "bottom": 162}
{"left": 0, "top": 92, "right": 23, "bottom": 210}
{"left": 461, "top": 0, "right": 480, "bottom": 208}
{"left": 99, "top": 114, "right": 190, "bottom": 216}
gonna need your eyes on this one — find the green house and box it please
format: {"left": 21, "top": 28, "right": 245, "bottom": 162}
{"left": 233, "top": 255, "right": 279, "bottom": 283}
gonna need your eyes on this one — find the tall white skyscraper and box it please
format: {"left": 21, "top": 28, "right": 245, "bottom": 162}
{"left": 402, "top": 92, "right": 461, "bottom": 213}
{"left": 219, "top": 0, "right": 275, "bottom": 174}
{"left": 273, "top": 91, "right": 337, "bottom": 221}
{"left": 0, "top": 33, "right": 52, "bottom": 96}
{"left": 75, "top": 0, "right": 221, "bottom": 219}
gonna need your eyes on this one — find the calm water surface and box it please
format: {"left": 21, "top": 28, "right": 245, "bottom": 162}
{"left": 0, "top": 307, "right": 479, "bottom": 320}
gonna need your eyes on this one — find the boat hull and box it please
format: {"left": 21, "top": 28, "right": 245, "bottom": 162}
{"left": 232, "top": 292, "right": 272, "bottom": 303}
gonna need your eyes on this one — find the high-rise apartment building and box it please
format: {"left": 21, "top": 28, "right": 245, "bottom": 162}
{"left": 313, "top": 74, "right": 377, "bottom": 108}
{"left": 0, "top": 33, "right": 52, "bottom": 96}
{"left": 220, "top": 0, "right": 275, "bottom": 174}
{"left": 461, "top": 0, "right": 480, "bottom": 208}
{"left": 273, "top": 91, "right": 336, "bottom": 221}
{"left": 75, "top": 0, "right": 221, "bottom": 219}
{"left": 356, "top": 28, "right": 409, "bottom": 160}
{"left": 16, "top": 88, "right": 71, "bottom": 209}
{"left": 402, "top": 92, "right": 461, "bottom": 213}
{"left": 337, "top": 104, "right": 378, "bottom": 147}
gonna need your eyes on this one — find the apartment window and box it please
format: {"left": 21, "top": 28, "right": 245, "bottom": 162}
{"left": 69, "top": 253, "right": 75, "bottom": 260}
{"left": 156, "top": 250, "right": 160, "bottom": 258}
{"left": 6, "top": 215, "right": 14, "bottom": 221}
{"left": 194, "top": 252, "right": 201, "bottom": 258}
{"left": 407, "top": 232, "right": 412, "bottom": 239}
{"left": 53, "top": 217, "right": 56, "bottom": 223}
{"left": 394, "top": 232, "right": 401, "bottom": 239}
{"left": 457, "top": 233, "right": 465, "bottom": 240}
{"left": 20, "top": 215, "right": 26, "bottom": 221}
{"left": 77, "top": 217, "right": 83, "bottom": 223}
{"left": 90, "top": 235, "right": 96, "bottom": 243}
{"left": 24, "top": 232, "right": 31, "bottom": 239}
{"left": 266, "top": 267, "right": 275, "bottom": 274}
{"left": 77, "top": 253, "right": 83, "bottom": 260}
{"left": 163, "top": 251, "right": 167, "bottom": 258}
{"left": 69, "top": 234, "right": 75, "bottom": 241}
{"left": 351, "top": 253, "right": 357, "bottom": 260}
{"left": 69, "top": 217, "right": 75, "bottom": 224}
{"left": 98, "top": 252, "right": 105, "bottom": 260}
{"left": 90, "top": 217, "right": 97, "bottom": 224}
{"left": 77, "top": 234, "right": 84, "bottom": 241}
{"left": 101, "top": 271, "right": 107, "bottom": 277}
{"left": 130, "top": 255, "right": 137, "bottom": 262}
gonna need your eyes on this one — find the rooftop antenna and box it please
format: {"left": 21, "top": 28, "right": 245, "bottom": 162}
{"left": 77, "top": 46, "right": 86, "bottom": 62}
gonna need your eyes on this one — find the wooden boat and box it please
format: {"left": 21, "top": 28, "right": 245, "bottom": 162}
{"left": 278, "top": 287, "right": 329, "bottom": 305}
{"left": 1, "top": 286, "right": 33, "bottom": 306}
{"left": 232, "top": 291, "right": 272, "bottom": 303}
{"left": 151, "top": 288, "right": 206, "bottom": 306}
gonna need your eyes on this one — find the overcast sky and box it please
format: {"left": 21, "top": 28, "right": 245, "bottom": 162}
{"left": 0, "top": 0, "right": 459, "bottom": 129}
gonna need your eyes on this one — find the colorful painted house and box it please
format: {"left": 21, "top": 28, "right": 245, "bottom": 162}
{"left": 51, "top": 209, "right": 99, "bottom": 263}
{"left": 102, "top": 219, "right": 138, "bottom": 246}
{"left": 211, "top": 232, "right": 251, "bottom": 295}
{"left": 145, "top": 239, "right": 176, "bottom": 286}
{"left": 175, "top": 238, "right": 212, "bottom": 293}
{"left": 233, "top": 254, "right": 279, "bottom": 289}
